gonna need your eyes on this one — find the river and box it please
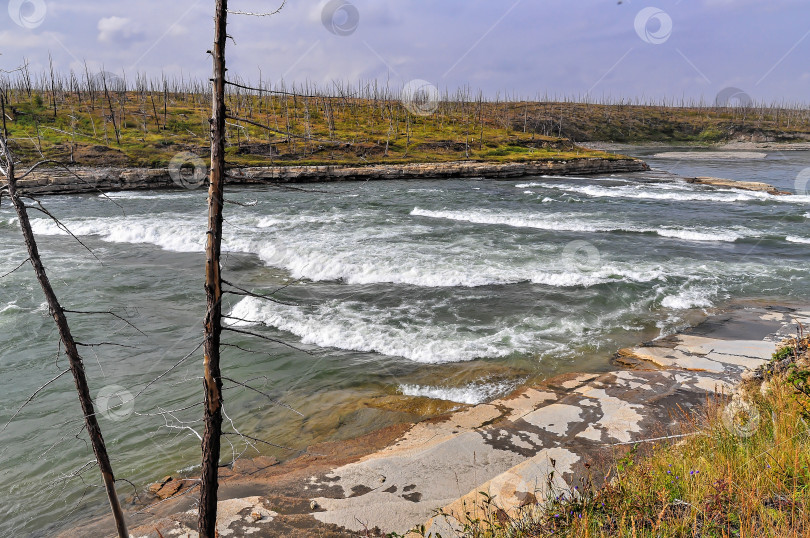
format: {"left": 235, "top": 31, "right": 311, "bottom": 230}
{"left": 1, "top": 147, "right": 809, "bottom": 535}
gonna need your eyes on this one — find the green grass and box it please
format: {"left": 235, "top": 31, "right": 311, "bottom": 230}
{"left": 1, "top": 89, "right": 622, "bottom": 169}
{"left": 402, "top": 333, "right": 810, "bottom": 537}
{"left": 4, "top": 79, "right": 810, "bottom": 172}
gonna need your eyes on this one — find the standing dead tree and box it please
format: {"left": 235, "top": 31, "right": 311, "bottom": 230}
{"left": 198, "top": 0, "right": 228, "bottom": 535}
{"left": 199, "top": 2, "right": 288, "bottom": 535}
{"left": 0, "top": 97, "right": 129, "bottom": 536}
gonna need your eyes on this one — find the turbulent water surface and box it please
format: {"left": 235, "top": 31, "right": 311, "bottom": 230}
{"left": 1, "top": 148, "right": 809, "bottom": 535}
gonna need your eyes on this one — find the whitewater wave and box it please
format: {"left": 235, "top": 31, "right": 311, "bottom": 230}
{"left": 526, "top": 182, "right": 810, "bottom": 205}
{"left": 651, "top": 151, "right": 767, "bottom": 160}
{"left": 30, "top": 216, "right": 206, "bottom": 252}
{"left": 0, "top": 302, "right": 21, "bottom": 315}
{"left": 398, "top": 382, "right": 514, "bottom": 404}
{"left": 411, "top": 207, "right": 748, "bottom": 243}
{"left": 787, "top": 235, "right": 810, "bottom": 244}
{"left": 100, "top": 191, "right": 201, "bottom": 201}
{"left": 661, "top": 288, "right": 714, "bottom": 310}
{"left": 227, "top": 296, "right": 538, "bottom": 363}
{"left": 540, "top": 183, "right": 767, "bottom": 203}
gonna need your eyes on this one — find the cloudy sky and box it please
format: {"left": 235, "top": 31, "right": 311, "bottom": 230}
{"left": 2, "top": 0, "right": 809, "bottom": 104}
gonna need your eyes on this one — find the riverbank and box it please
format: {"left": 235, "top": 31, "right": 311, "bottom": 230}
{"left": 61, "top": 304, "right": 810, "bottom": 537}
{"left": 4, "top": 156, "right": 649, "bottom": 195}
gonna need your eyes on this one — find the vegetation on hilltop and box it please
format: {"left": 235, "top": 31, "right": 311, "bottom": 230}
{"left": 520, "top": 100, "right": 810, "bottom": 144}
{"left": 0, "top": 72, "right": 614, "bottom": 169}
{"left": 3, "top": 70, "right": 808, "bottom": 170}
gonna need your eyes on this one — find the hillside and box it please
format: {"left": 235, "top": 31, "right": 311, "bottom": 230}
{"left": 2, "top": 75, "right": 808, "bottom": 171}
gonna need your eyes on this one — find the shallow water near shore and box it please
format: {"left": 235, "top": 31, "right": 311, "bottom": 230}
{"left": 1, "top": 148, "right": 809, "bottom": 535}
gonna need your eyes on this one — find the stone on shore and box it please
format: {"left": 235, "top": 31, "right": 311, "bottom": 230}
{"left": 686, "top": 176, "right": 791, "bottom": 195}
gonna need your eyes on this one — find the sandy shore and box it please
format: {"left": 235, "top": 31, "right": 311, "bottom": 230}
{"left": 62, "top": 303, "right": 809, "bottom": 537}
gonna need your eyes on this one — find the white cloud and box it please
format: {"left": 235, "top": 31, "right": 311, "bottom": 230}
{"left": 97, "top": 16, "right": 140, "bottom": 44}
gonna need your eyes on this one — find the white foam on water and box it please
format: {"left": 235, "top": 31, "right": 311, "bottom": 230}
{"left": 29, "top": 216, "right": 206, "bottom": 252}
{"left": 531, "top": 265, "right": 669, "bottom": 288}
{"left": 541, "top": 183, "right": 767, "bottom": 203}
{"left": 228, "top": 296, "right": 539, "bottom": 363}
{"left": 411, "top": 207, "right": 748, "bottom": 243}
{"left": 0, "top": 302, "right": 21, "bottom": 315}
{"left": 656, "top": 228, "right": 742, "bottom": 242}
{"left": 787, "top": 236, "right": 810, "bottom": 244}
{"left": 651, "top": 151, "right": 768, "bottom": 160}
{"left": 661, "top": 289, "right": 712, "bottom": 310}
{"left": 536, "top": 182, "right": 810, "bottom": 205}
{"left": 100, "top": 191, "right": 200, "bottom": 201}
{"left": 250, "top": 241, "right": 523, "bottom": 287}
{"left": 398, "top": 382, "right": 514, "bottom": 404}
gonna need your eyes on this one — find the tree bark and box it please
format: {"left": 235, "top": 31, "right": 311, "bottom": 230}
{"left": 198, "top": 0, "right": 228, "bottom": 535}
{"left": 0, "top": 116, "right": 128, "bottom": 537}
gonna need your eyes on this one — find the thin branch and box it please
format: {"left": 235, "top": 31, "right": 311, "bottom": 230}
{"left": 223, "top": 78, "right": 352, "bottom": 98}
{"left": 1, "top": 369, "right": 71, "bottom": 433}
{"left": 226, "top": 114, "right": 351, "bottom": 145}
{"left": 134, "top": 400, "right": 204, "bottom": 417}
{"left": 221, "top": 432, "right": 302, "bottom": 453}
{"left": 0, "top": 256, "right": 30, "bottom": 278}
{"left": 17, "top": 160, "right": 124, "bottom": 210}
{"left": 115, "top": 477, "right": 141, "bottom": 503}
{"left": 221, "top": 376, "right": 303, "bottom": 416}
{"left": 222, "top": 278, "right": 297, "bottom": 305}
{"left": 63, "top": 308, "right": 147, "bottom": 336}
{"left": 222, "top": 326, "right": 312, "bottom": 354}
{"left": 227, "top": 0, "right": 285, "bottom": 17}
{"left": 23, "top": 198, "right": 100, "bottom": 262}
{"left": 75, "top": 341, "right": 138, "bottom": 349}
{"left": 132, "top": 340, "right": 205, "bottom": 400}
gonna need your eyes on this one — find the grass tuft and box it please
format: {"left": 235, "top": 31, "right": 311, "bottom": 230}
{"left": 401, "top": 329, "right": 810, "bottom": 537}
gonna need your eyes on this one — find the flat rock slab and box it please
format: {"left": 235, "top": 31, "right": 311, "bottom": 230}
{"left": 107, "top": 307, "right": 806, "bottom": 537}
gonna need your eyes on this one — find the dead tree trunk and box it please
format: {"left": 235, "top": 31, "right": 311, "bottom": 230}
{"left": 0, "top": 100, "right": 128, "bottom": 538}
{"left": 198, "top": 0, "right": 227, "bottom": 535}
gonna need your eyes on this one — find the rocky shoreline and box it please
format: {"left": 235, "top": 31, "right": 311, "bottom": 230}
{"left": 686, "top": 176, "right": 791, "bottom": 195}
{"left": 61, "top": 304, "right": 809, "bottom": 538}
{"left": 5, "top": 157, "right": 649, "bottom": 195}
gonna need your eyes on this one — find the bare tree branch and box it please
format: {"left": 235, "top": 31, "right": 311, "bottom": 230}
{"left": 22, "top": 197, "right": 100, "bottom": 262}
{"left": 76, "top": 341, "right": 138, "bottom": 349}
{"left": 1, "top": 369, "right": 70, "bottom": 433}
{"left": 227, "top": 0, "right": 285, "bottom": 17}
{"left": 132, "top": 340, "right": 205, "bottom": 400}
{"left": 222, "top": 278, "right": 297, "bottom": 305}
{"left": 221, "top": 376, "right": 303, "bottom": 416}
{"left": 226, "top": 113, "right": 351, "bottom": 145}
{"left": 0, "top": 256, "right": 30, "bottom": 279}
{"left": 63, "top": 308, "right": 147, "bottom": 336}
{"left": 221, "top": 432, "right": 302, "bottom": 453}
{"left": 222, "top": 325, "right": 312, "bottom": 354}
{"left": 17, "top": 160, "right": 125, "bottom": 210}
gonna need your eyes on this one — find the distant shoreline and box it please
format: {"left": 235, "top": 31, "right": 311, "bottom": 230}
{"left": 7, "top": 156, "right": 650, "bottom": 195}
